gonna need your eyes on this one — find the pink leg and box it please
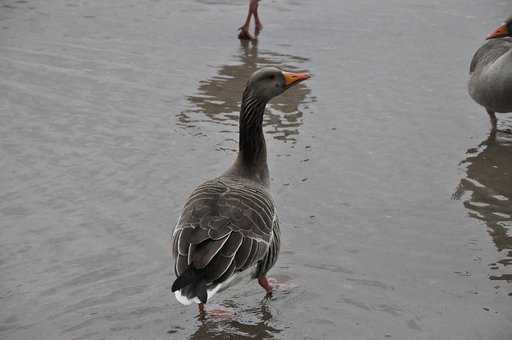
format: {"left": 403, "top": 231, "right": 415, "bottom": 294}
{"left": 487, "top": 109, "right": 497, "bottom": 131}
{"left": 198, "top": 303, "right": 205, "bottom": 314}
{"left": 258, "top": 276, "right": 273, "bottom": 296}
{"left": 259, "top": 276, "right": 297, "bottom": 297}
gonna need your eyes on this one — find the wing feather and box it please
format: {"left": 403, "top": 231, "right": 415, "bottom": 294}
{"left": 176, "top": 254, "right": 188, "bottom": 275}
{"left": 235, "top": 238, "right": 253, "bottom": 270}
{"left": 203, "top": 251, "right": 235, "bottom": 281}
{"left": 215, "top": 258, "right": 236, "bottom": 284}
{"left": 172, "top": 229, "right": 181, "bottom": 256}
{"left": 191, "top": 234, "right": 230, "bottom": 269}
{"left": 208, "top": 223, "right": 231, "bottom": 240}
{"left": 241, "top": 239, "right": 258, "bottom": 270}
{"left": 188, "top": 227, "right": 210, "bottom": 244}
{"left": 178, "top": 227, "right": 193, "bottom": 256}
{"left": 255, "top": 240, "right": 268, "bottom": 261}
{"left": 220, "top": 232, "right": 244, "bottom": 257}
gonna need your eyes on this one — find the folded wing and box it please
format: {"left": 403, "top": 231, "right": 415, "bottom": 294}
{"left": 172, "top": 177, "right": 278, "bottom": 291}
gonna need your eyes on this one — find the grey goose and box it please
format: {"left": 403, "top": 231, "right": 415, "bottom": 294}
{"left": 469, "top": 16, "right": 512, "bottom": 130}
{"left": 171, "top": 67, "right": 310, "bottom": 313}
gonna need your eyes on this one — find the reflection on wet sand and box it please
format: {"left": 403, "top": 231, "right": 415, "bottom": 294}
{"left": 177, "top": 40, "right": 313, "bottom": 144}
{"left": 454, "top": 131, "right": 512, "bottom": 287}
{"left": 189, "top": 302, "right": 281, "bottom": 340}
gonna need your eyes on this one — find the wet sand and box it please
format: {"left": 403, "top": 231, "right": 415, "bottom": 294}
{"left": 1, "top": 0, "right": 512, "bottom": 339}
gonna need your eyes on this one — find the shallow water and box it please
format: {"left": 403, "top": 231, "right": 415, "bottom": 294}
{"left": 1, "top": 0, "right": 511, "bottom": 339}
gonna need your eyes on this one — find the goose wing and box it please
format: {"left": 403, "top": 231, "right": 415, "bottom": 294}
{"left": 470, "top": 37, "right": 512, "bottom": 73}
{"left": 172, "top": 177, "right": 279, "bottom": 285}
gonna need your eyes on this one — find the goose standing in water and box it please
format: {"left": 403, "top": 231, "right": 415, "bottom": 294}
{"left": 469, "top": 16, "right": 512, "bottom": 131}
{"left": 171, "top": 67, "right": 310, "bottom": 314}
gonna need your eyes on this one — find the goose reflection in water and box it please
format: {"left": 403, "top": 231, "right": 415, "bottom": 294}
{"left": 453, "top": 131, "right": 512, "bottom": 287}
{"left": 189, "top": 301, "right": 281, "bottom": 340}
{"left": 177, "top": 39, "right": 313, "bottom": 146}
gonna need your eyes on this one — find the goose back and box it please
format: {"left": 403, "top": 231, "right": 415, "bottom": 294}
{"left": 469, "top": 37, "right": 512, "bottom": 113}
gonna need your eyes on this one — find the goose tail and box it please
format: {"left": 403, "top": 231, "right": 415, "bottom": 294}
{"left": 171, "top": 267, "right": 210, "bottom": 305}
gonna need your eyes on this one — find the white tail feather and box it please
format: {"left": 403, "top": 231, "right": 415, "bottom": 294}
{"left": 172, "top": 273, "right": 244, "bottom": 305}
{"left": 173, "top": 283, "right": 223, "bottom": 305}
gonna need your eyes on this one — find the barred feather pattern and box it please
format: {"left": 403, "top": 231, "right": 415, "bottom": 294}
{"left": 172, "top": 176, "right": 280, "bottom": 289}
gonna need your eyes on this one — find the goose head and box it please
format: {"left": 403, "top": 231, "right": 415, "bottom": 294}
{"left": 487, "top": 16, "right": 512, "bottom": 40}
{"left": 244, "top": 67, "right": 310, "bottom": 102}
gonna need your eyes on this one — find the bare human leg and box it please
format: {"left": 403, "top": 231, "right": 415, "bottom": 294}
{"left": 253, "top": 0, "right": 263, "bottom": 35}
{"left": 238, "top": 0, "right": 257, "bottom": 40}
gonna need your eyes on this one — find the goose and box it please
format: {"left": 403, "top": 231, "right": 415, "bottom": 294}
{"left": 469, "top": 16, "right": 512, "bottom": 130}
{"left": 171, "top": 67, "right": 310, "bottom": 314}
{"left": 238, "top": 0, "right": 262, "bottom": 40}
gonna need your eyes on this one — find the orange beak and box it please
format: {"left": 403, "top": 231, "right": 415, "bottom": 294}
{"left": 282, "top": 71, "right": 311, "bottom": 88}
{"left": 486, "top": 23, "right": 510, "bottom": 39}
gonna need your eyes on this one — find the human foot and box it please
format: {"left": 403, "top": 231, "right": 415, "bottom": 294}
{"left": 238, "top": 26, "right": 256, "bottom": 40}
